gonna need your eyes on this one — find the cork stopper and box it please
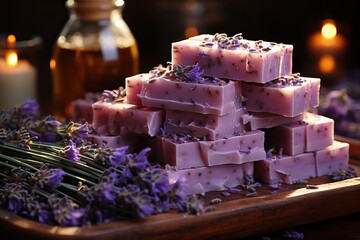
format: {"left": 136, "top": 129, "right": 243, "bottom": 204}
{"left": 68, "top": 0, "right": 121, "bottom": 21}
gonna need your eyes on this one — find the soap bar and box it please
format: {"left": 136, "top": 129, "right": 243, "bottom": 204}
{"left": 242, "top": 75, "right": 320, "bottom": 117}
{"left": 160, "top": 131, "right": 266, "bottom": 169}
{"left": 315, "top": 141, "right": 349, "bottom": 176}
{"left": 139, "top": 74, "right": 242, "bottom": 115}
{"left": 92, "top": 101, "right": 164, "bottom": 136}
{"left": 265, "top": 112, "right": 334, "bottom": 155}
{"left": 165, "top": 107, "right": 246, "bottom": 140}
{"left": 172, "top": 33, "right": 293, "bottom": 83}
{"left": 71, "top": 92, "right": 102, "bottom": 123}
{"left": 304, "top": 112, "right": 334, "bottom": 152}
{"left": 254, "top": 152, "right": 317, "bottom": 184}
{"left": 242, "top": 112, "right": 305, "bottom": 130}
{"left": 167, "top": 162, "right": 254, "bottom": 195}
{"left": 87, "top": 134, "right": 139, "bottom": 153}
{"left": 125, "top": 73, "right": 151, "bottom": 106}
{"left": 255, "top": 141, "right": 349, "bottom": 184}
{"left": 199, "top": 130, "right": 266, "bottom": 166}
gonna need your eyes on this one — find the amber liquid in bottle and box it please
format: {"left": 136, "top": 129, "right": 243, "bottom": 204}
{"left": 52, "top": 43, "right": 139, "bottom": 118}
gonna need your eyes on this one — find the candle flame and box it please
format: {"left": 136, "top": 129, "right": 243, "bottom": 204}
{"left": 6, "top": 51, "right": 18, "bottom": 67}
{"left": 321, "top": 20, "right": 337, "bottom": 39}
{"left": 318, "top": 54, "right": 335, "bottom": 74}
{"left": 50, "top": 58, "right": 56, "bottom": 70}
{"left": 6, "top": 34, "right": 16, "bottom": 46}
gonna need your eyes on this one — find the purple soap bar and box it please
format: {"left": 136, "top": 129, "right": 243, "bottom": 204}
{"left": 139, "top": 74, "right": 242, "bottom": 116}
{"left": 265, "top": 120, "right": 307, "bottom": 156}
{"left": 242, "top": 112, "right": 305, "bottom": 130}
{"left": 165, "top": 107, "right": 246, "bottom": 140}
{"left": 199, "top": 130, "right": 266, "bottom": 166}
{"left": 265, "top": 112, "right": 334, "bottom": 155}
{"left": 255, "top": 152, "right": 317, "bottom": 184}
{"left": 166, "top": 162, "right": 254, "bottom": 195}
{"left": 172, "top": 33, "right": 293, "bottom": 83}
{"left": 125, "top": 73, "right": 151, "bottom": 106}
{"left": 160, "top": 131, "right": 265, "bottom": 169}
{"left": 92, "top": 101, "right": 164, "bottom": 136}
{"left": 242, "top": 75, "right": 321, "bottom": 117}
{"left": 315, "top": 141, "right": 349, "bottom": 176}
{"left": 304, "top": 112, "right": 334, "bottom": 152}
{"left": 87, "top": 134, "right": 138, "bottom": 153}
{"left": 71, "top": 92, "right": 102, "bottom": 123}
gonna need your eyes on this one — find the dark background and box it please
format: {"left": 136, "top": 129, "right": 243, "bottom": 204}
{"left": 0, "top": 0, "right": 359, "bottom": 114}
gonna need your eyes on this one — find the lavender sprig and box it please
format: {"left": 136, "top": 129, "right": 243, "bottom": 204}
{"left": 0, "top": 99, "right": 204, "bottom": 226}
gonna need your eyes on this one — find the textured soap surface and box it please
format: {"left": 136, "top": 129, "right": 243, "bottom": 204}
{"left": 242, "top": 112, "right": 305, "bottom": 130}
{"left": 165, "top": 107, "right": 246, "bottom": 140}
{"left": 265, "top": 112, "right": 334, "bottom": 156}
{"left": 92, "top": 101, "right": 164, "bottom": 136}
{"left": 255, "top": 141, "right": 349, "bottom": 184}
{"left": 139, "top": 75, "right": 242, "bottom": 116}
{"left": 160, "top": 130, "right": 266, "bottom": 169}
{"left": 166, "top": 162, "right": 254, "bottom": 195}
{"left": 172, "top": 33, "right": 293, "bottom": 83}
{"left": 125, "top": 73, "right": 151, "bottom": 106}
{"left": 242, "top": 75, "right": 321, "bottom": 117}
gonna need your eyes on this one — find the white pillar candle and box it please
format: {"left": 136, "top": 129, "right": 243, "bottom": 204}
{"left": 0, "top": 58, "right": 36, "bottom": 110}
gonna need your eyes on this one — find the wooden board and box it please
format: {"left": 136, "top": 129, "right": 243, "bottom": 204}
{"left": 1, "top": 161, "right": 360, "bottom": 240}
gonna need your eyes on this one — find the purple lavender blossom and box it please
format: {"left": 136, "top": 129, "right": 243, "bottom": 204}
{"left": 61, "top": 140, "right": 80, "bottom": 161}
{"left": 109, "top": 146, "right": 129, "bottom": 168}
{"left": 50, "top": 196, "right": 85, "bottom": 227}
{"left": 19, "top": 99, "right": 39, "bottom": 116}
{"left": 32, "top": 164, "right": 65, "bottom": 190}
{"left": 282, "top": 229, "right": 304, "bottom": 239}
{"left": 184, "top": 64, "right": 205, "bottom": 82}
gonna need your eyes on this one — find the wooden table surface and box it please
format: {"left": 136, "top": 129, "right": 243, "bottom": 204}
{"left": 1, "top": 161, "right": 359, "bottom": 240}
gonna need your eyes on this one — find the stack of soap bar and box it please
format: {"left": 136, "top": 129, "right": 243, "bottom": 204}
{"left": 92, "top": 101, "right": 164, "bottom": 136}
{"left": 165, "top": 107, "right": 246, "bottom": 140}
{"left": 172, "top": 33, "right": 293, "bottom": 83}
{"left": 242, "top": 75, "right": 320, "bottom": 117}
{"left": 160, "top": 130, "right": 266, "bottom": 169}
{"left": 138, "top": 73, "right": 242, "bottom": 115}
{"left": 255, "top": 141, "right": 349, "bottom": 184}
{"left": 71, "top": 92, "right": 102, "bottom": 123}
{"left": 265, "top": 112, "right": 334, "bottom": 155}
{"left": 167, "top": 162, "right": 254, "bottom": 195}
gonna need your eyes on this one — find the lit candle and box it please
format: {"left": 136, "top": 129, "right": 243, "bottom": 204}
{"left": 0, "top": 35, "right": 36, "bottom": 109}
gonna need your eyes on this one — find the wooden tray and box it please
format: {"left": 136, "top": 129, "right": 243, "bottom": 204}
{"left": 1, "top": 162, "right": 360, "bottom": 240}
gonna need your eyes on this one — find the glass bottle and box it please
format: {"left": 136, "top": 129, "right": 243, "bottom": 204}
{"left": 52, "top": 0, "right": 139, "bottom": 118}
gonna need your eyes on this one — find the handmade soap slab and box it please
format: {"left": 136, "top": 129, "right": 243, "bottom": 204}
{"left": 71, "top": 92, "right": 102, "bottom": 123}
{"left": 242, "top": 75, "right": 321, "bottom": 117}
{"left": 172, "top": 33, "right": 293, "bottom": 83}
{"left": 139, "top": 74, "right": 242, "bottom": 115}
{"left": 265, "top": 112, "right": 334, "bottom": 155}
{"left": 160, "top": 131, "right": 266, "bottom": 169}
{"left": 199, "top": 130, "right": 266, "bottom": 166}
{"left": 315, "top": 141, "right": 349, "bottom": 176}
{"left": 87, "top": 134, "right": 138, "bottom": 153}
{"left": 166, "top": 162, "right": 254, "bottom": 195}
{"left": 303, "top": 112, "right": 334, "bottom": 152}
{"left": 165, "top": 107, "right": 246, "bottom": 140}
{"left": 92, "top": 101, "right": 164, "bottom": 136}
{"left": 242, "top": 112, "right": 305, "bottom": 130}
{"left": 254, "top": 152, "right": 317, "bottom": 184}
{"left": 125, "top": 73, "right": 151, "bottom": 106}
{"left": 265, "top": 120, "right": 307, "bottom": 156}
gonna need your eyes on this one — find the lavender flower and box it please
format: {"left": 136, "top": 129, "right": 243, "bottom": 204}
{"left": 32, "top": 164, "right": 65, "bottom": 191}
{"left": 66, "top": 122, "right": 90, "bottom": 141}
{"left": 109, "top": 146, "right": 129, "bottom": 168}
{"left": 19, "top": 99, "right": 39, "bottom": 116}
{"left": 60, "top": 140, "right": 80, "bottom": 161}
{"left": 49, "top": 195, "right": 85, "bottom": 227}
{"left": 0, "top": 183, "right": 28, "bottom": 213}
{"left": 282, "top": 229, "right": 304, "bottom": 239}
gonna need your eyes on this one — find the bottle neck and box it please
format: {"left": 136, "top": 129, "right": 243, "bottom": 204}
{"left": 67, "top": 0, "right": 124, "bottom": 21}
